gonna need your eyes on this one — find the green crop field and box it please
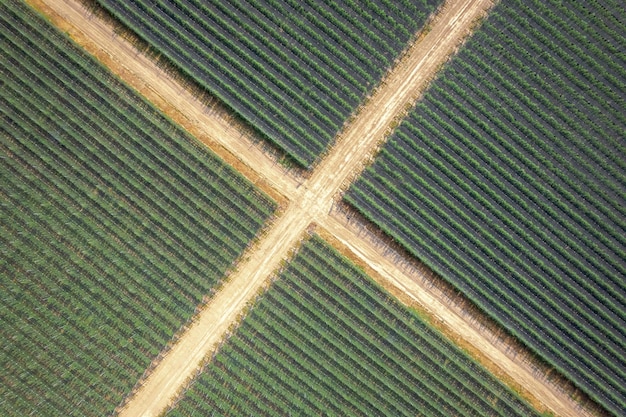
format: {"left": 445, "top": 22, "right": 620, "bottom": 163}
{"left": 4, "top": 0, "right": 625, "bottom": 414}
{"left": 346, "top": 0, "right": 626, "bottom": 415}
{"left": 166, "top": 235, "right": 539, "bottom": 417}
{"left": 92, "top": 0, "right": 442, "bottom": 167}
{"left": 0, "top": 1, "right": 275, "bottom": 415}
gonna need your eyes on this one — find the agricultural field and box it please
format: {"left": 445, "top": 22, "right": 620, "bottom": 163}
{"left": 345, "top": 0, "right": 626, "bottom": 415}
{"left": 0, "top": 1, "right": 275, "bottom": 416}
{"left": 166, "top": 235, "right": 539, "bottom": 417}
{"left": 4, "top": 0, "right": 623, "bottom": 414}
{"left": 92, "top": 0, "right": 442, "bottom": 167}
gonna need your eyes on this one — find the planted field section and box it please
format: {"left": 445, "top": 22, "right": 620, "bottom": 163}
{"left": 93, "top": 0, "right": 441, "bottom": 167}
{"left": 0, "top": 2, "right": 275, "bottom": 416}
{"left": 167, "top": 235, "right": 539, "bottom": 417}
{"left": 346, "top": 0, "right": 626, "bottom": 415}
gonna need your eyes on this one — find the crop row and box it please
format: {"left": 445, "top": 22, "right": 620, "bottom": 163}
{"left": 345, "top": 1, "right": 626, "bottom": 415}
{"left": 94, "top": 0, "right": 440, "bottom": 167}
{"left": 0, "top": 2, "right": 274, "bottom": 416}
{"left": 166, "top": 236, "right": 539, "bottom": 417}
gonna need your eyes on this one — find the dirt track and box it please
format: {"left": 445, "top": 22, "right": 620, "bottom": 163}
{"left": 320, "top": 213, "right": 593, "bottom": 417}
{"left": 27, "top": 0, "right": 299, "bottom": 205}
{"left": 29, "top": 0, "right": 592, "bottom": 416}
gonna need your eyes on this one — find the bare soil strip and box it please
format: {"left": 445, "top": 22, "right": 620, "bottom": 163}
{"left": 27, "top": 0, "right": 298, "bottom": 206}
{"left": 29, "top": 0, "right": 592, "bottom": 416}
{"left": 319, "top": 212, "right": 594, "bottom": 417}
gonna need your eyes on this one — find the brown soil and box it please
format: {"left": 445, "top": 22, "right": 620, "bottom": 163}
{"left": 319, "top": 211, "right": 596, "bottom": 417}
{"left": 27, "top": 0, "right": 595, "bottom": 416}
{"left": 26, "top": 0, "right": 295, "bottom": 207}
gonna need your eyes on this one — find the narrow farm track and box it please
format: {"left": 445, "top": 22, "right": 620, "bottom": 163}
{"left": 26, "top": 0, "right": 592, "bottom": 416}
{"left": 320, "top": 213, "right": 594, "bottom": 417}
{"left": 26, "top": 0, "right": 300, "bottom": 205}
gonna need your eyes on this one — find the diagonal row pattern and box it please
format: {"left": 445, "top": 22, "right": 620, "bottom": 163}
{"left": 19, "top": 0, "right": 598, "bottom": 416}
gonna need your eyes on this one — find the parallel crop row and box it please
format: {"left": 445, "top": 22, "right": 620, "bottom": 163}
{"left": 167, "top": 235, "right": 539, "bottom": 417}
{"left": 0, "top": 2, "right": 275, "bottom": 416}
{"left": 346, "top": 0, "right": 626, "bottom": 415}
{"left": 93, "top": 0, "right": 441, "bottom": 167}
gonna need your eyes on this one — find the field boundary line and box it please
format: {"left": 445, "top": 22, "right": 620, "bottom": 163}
{"left": 26, "top": 0, "right": 594, "bottom": 416}
{"left": 318, "top": 208, "right": 594, "bottom": 417}
{"left": 26, "top": 0, "right": 299, "bottom": 207}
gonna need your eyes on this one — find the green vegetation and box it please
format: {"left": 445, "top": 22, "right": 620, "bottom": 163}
{"left": 346, "top": 0, "right": 626, "bottom": 415}
{"left": 93, "top": 0, "right": 442, "bottom": 167}
{"left": 0, "top": 1, "right": 275, "bottom": 415}
{"left": 167, "top": 235, "right": 539, "bottom": 416}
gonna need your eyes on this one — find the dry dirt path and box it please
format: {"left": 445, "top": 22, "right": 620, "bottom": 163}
{"left": 29, "top": 0, "right": 592, "bottom": 416}
{"left": 28, "top": 0, "right": 299, "bottom": 205}
{"left": 320, "top": 212, "right": 593, "bottom": 417}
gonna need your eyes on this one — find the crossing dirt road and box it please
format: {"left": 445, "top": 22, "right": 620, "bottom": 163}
{"left": 29, "top": 0, "right": 592, "bottom": 415}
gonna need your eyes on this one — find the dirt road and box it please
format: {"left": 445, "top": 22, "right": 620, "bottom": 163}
{"left": 27, "top": 0, "right": 299, "bottom": 205}
{"left": 320, "top": 212, "right": 593, "bottom": 417}
{"left": 30, "top": 0, "right": 592, "bottom": 416}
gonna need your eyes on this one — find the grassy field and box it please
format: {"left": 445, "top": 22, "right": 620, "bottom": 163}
{"left": 166, "top": 235, "right": 540, "bottom": 417}
{"left": 0, "top": 1, "right": 275, "bottom": 415}
{"left": 346, "top": 0, "right": 626, "bottom": 414}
